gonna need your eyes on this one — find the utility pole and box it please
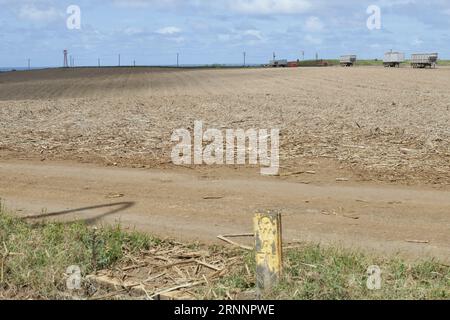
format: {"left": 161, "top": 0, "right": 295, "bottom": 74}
{"left": 98, "top": 58, "right": 101, "bottom": 68}
{"left": 28, "top": 59, "right": 31, "bottom": 70}
{"left": 273, "top": 52, "right": 276, "bottom": 61}
{"left": 118, "top": 54, "right": 121, "bottom": 67}
{"left": 302, "top": 51, "right": 305, "bottom": 61}
{"left": 177, "top": 53, "right": 179, "bottom": 67}
{"left": 133, "top": 60, "right": 136, "bottom": 67}
{"left": 243, "top": 51, "right": 246, "bottom": 67}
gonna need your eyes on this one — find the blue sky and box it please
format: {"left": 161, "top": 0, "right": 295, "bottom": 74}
{"left": 1, "top": 0, "right": 449, "bottom": 67}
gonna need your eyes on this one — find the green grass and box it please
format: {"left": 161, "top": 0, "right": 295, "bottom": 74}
{"left": 211, "top": 244, "right": 449, "bottom": 300}
{"left": 296, "top": 59, "right": 450, "bottom": 67}
{"left": 436, "top": 60, "right": 450, "bottom": 66}
{"left": 0, "top": 204, "right": 155, "bottom": 299}
{"left": 296, "top": 59, "right": 384, "bottom": 67}
{"left": 297, "top": 60, "right": 339, "bottom": 67}
{"left": 1, "top": 204, "right": 449, "bottom": 300}
{"left": 356, "top": 59, "right": 384, "bottom": 66}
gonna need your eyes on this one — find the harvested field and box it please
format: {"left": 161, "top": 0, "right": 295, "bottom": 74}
{"left": 0, "top": 67, "right": 449, "bottom": 185}
{"left": 0, "top": 67, "right": 449, "bottom": 264}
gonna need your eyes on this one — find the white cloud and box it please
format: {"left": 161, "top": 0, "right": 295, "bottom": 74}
{"left": 113, "top": 0, "right": 312, "bottom": 15}
{"left": 171, "top": 36, "right": 185, "bottom": 43}
{"left": 243, "top": 29, "right": 264, "bottom": 40}
{"left": 156, "top": 26, "right": 181, "bottom": 35}
{"left": 229, "top": 0, "right": 311, "bottom": 15}
{"left": 377, "top": 0, "right": 416, "bottom": 7}
{"left": 218, "top": 34, "right": 231, "bottom": 42}
{"left": 305, "top": 16, "right": 324, "bottom": 32}
{"left": 123, "top": 27, "right": 144, "bottom": 36}
{"left": 18, "top": 4, "right": 62, "bottom": 22}
{"left": 214, "top": 28, "right": 265, "bottom": 45}
{"left": 112, "top": 0, "right": 182, "bottom": 8}
{"left": 412, "top": 38, "right": 424, "bottom": 46}
{"left": 305, "top": 34, "right": 322, "bottom": 45}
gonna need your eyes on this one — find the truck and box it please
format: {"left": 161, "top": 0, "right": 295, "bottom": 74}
{"left": 340, "top": 55, "right": 357, "bottom": 67}
{"left": 269, "top": 59, "right": 288, "bottom": 68}
{"left": 411, "top": 53, "right": 438, "bottom": 68}
{"left": 383, "top": 52, "right": 405, "bottom": 67}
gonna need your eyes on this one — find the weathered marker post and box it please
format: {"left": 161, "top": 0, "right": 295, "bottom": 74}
{"left": 254, "top": 210, "right": 283, "bottom": 294}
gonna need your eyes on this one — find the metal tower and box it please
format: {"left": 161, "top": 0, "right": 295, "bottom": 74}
{"left": 63, "top": 50, "right": 69, "bottom": 68}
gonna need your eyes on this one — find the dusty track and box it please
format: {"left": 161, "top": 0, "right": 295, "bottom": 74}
{"left": 1, "top": 160, "right": 449, "bottom": 262}
{"left": 0, "top": 67, "right": 449, "bottom": 261}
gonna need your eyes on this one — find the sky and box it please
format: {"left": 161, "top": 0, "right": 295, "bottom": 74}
{"left": 0, "top": 0, "right": 449, "bottom": 67}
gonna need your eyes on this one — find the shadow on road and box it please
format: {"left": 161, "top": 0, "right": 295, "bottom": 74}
{"left": 22, "top": 202, "right": 136, "bottom": 225}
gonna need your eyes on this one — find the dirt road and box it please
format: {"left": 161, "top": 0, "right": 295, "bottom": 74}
{"left": 0, "top": 67, "right": 449, "bottom": 262}
{"left": 1, "top": 160, "right": 448, "bottom": 262}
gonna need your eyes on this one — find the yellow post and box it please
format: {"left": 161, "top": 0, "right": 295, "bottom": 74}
{"left": 254, "top": 210, "right": 283, "bottom": 293}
